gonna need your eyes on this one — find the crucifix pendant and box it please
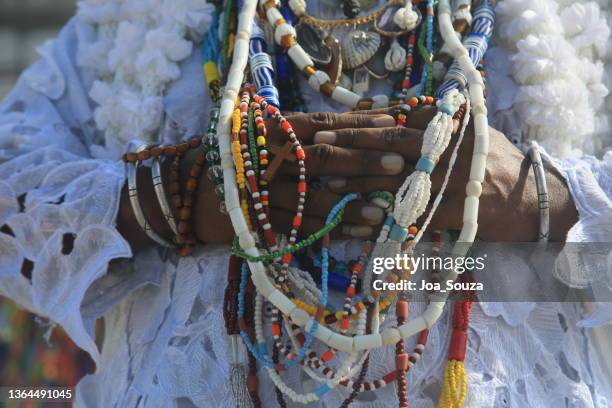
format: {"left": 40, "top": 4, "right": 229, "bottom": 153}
{"left": 261, "top": 141, "right": 296, "bottom": 183}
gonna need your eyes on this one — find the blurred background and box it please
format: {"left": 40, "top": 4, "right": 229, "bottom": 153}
{"left": 0, "top": 0, "right": 75, "bottom": 97}
{"left": 0, "top": 1, "right": 95, "bottom": 401}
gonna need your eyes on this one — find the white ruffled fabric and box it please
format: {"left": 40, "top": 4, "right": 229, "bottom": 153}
{"left": 492, "top": 0, "right": 611, "bottom": 158}
{"left": 0, "top": 0, "right": 610, "bottom": 407}
{"left": 76, "top": 0, "right": 214, "bottom": 160}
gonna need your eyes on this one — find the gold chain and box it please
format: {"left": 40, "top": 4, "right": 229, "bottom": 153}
{"left": 299, "top": 0, "right": 404, "bottom": 28}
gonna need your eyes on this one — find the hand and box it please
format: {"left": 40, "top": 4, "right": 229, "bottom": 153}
{"left": 193, "top": 112, "right": 403, "bottom": 244}
{"left": 118, "top": 111, "right": 406, "bottom": 250}
{"left": 313, "top": 105, "right": 578, "bottom": 242}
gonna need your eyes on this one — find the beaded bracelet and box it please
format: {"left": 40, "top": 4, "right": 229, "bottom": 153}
{"left": 123, "top": 137, "right": 204, "bottom": 254}
{"left": 527, "top": 141, "right": 550, "bottom": 242}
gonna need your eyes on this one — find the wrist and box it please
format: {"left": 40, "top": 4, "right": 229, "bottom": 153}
{"left": 544, "top": 162, "right": 578, "bottom": 241}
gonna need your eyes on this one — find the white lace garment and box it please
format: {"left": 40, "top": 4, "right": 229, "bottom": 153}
{"left": 0, "top": 0, "right": 611, "bottom": 407}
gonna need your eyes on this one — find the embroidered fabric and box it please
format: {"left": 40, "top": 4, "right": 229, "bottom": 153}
{"left": 0, "top": 0, "right": 610, "bottom": 407}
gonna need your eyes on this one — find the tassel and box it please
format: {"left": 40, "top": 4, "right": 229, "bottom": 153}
{"left": 438, "top": 360, "right": 467, "bottom": 408}
{"left": 230, "top": 362, "right": 254, "bottom": 408}
{"left": 439, "top": 280, "right": 473, "bottom": 408}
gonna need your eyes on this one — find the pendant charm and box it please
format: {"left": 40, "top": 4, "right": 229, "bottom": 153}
{"left": 384, "top": 38, "right": 406, "bottom": 72}
{"left": 321, "top": 35, "right": 343, "bottom": 84}
{"left": 364, "top": 40, "right": 389, "bottom": 79}
{"left": 341, "top": 30, "right": 381, "bottom": 70}
{"left": 296, "top": 23, "right": 332, "bottom": 65}
{"left": 342, "top": 0, "right": 361, "bottom": 18}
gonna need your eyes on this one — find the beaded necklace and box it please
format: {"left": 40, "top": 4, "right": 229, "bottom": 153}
{"left": 217, "top": 1, "right": 494, "bottom": 407}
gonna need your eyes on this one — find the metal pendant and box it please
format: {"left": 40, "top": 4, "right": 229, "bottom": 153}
{"left": 296, "top": 23, "right": 332, "bottom": 65}
{"left": 364, "top": 39, "right": 390, "bottom": 79}
{"left": 341, "top": 30, "right": 381, "bottom": 70}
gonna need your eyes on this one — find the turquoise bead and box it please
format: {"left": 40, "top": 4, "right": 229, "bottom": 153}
{"left": 314, "top": 383, "right": 331, "bottom": 397}
{"left": 389, "top": 224, "right": 408, "bottom": 242}
{"left": 438, "top": 103, "right": 456, "bottom": 116}
{"left": 416, "top": 157, "right": 436, "bottom": 174}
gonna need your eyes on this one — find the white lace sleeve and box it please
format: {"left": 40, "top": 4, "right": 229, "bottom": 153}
{"left": 544, "top": 149, "right": 612, "bottom": 327}
{"left": 0, "top": 19, "right": 132, "bottom": 364}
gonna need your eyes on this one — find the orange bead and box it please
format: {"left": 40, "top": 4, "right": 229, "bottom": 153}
{"left": 296, "top": 147, "right": 305, "bottom": 160}
{"left": 321, "top": 350, "right": 334, "bottom": 362}
{"left": 408, "top": 97, "right": 419, "bottom": 107}
{"left": 271, "top": 324, "right": 281, "bottom": 337}
{"left": 340, "top": 318, "right": 350, "bottom": 331}
{"left": 346, "top": 286, "right": 356, "bottom": 297}
{"left": 292, "top": 215, "right": 302, "bottom": 229}
{"left": 298, "top": 181, "right": 307, "bottom": 193}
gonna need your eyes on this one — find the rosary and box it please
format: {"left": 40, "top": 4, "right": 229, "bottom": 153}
{"left": 123, "top": 0, "right": 493, "bottom": 406}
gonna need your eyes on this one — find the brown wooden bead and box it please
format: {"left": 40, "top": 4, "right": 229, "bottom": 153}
{"left": 174, "top": 234, "right": 195, "bottom": 245}
{"left": 177, "top": 143, "right": 190, "bottom": 154}
{"left": 137, "top": 150, "right": 151, "bottom": 161}
{"left": 247, "top": 376, "right": 258, "bottom": 392}
{"left": 186, "top": 178, "right": 198, "bottom": 192}
{"left": 169, "top": 182, "right": 181, "bottom": 194}
{"left": 189, "top": 165, "right": 202, "bottom": 178}
{"left": 178, "top": 245, "right": 194, "bottom": 257}
{"left": 183, "top": 196, "right": 194, "bottom": 208}
{"left": 178, "top": 207, "right": 191, "bottom": 221}
{"left": 164, "top": 146, "right": 177, "bottom": 156}
{"left": 195, "top": 154, "right": 206, "bottom": 166}
{"left": 125, "top": 152, "right": 138, "bottom": 162}
{"left": 178, "top": 221, "right": 192, "bottom": 234}
{"left": 189, "top": 137, "right": 202, "bottom": 148}
{"left": 151, "top": 146, "right": 164, "bottom": 157}
{"left": 171, "top": 194, "right": 182, "bottom": 209}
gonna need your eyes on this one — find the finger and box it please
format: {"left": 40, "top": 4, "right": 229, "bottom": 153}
{"left": 314, "top": 126, "right": 424, "bottom": 161}
{"left": 326, "top": 169, "right": 449, "bottom": 195}
{"left": 267, "top": 112, "right": 396, "bottom": 145}
{"left": 327, "top": 175, "right": 406, "bottom": 194}
{"left": 349, "top": 105, "right": 438, "bottom": 130}
{"left": 269, "top": 182, "right": 385, "bottom": 225}
{"left": 270, "top": 208, "right": 377, "bottom": 239}
{"left": 282, "top": 144, "right": 404, "bottom": 177}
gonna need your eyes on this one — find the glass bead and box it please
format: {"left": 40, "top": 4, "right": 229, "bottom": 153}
{"left": 219, "top": 200, "right": 228, "bottom": 214}
{"left": 215, "top": 184, "right": 225, "bottom": 197}
{"left": 207, "top": 165, "right": 223, "bottom": 180}
{"left": 206, "top": 149, "right": 220, "bottom": 162}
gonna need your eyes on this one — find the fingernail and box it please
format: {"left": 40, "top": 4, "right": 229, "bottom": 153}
{"left": 372, "top": 115, "right": 396, "bottom": 127}
{"left": 343, "top": 225, "right": 374, "bottom": 238}
{"left": 314, "top": 130, "right": 336, "bottom": 144}
{"left": 328, "top": 178, "right": 346, "bottom": 189}
{"left": 381, "top": 153, "right": 404, "bottom": 174}
{"left": 362, "top": 205, "right": 384, "bottom": 223}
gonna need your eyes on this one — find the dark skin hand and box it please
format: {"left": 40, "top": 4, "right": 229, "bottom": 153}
{"left": 118, "top": 106, "right": 578, "bottom": 251}
{"left": 118, "top": 112, "right": 404, "bottom": 250}
{"left": 314, "top": 105, "right": 579, "bottom": 241}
